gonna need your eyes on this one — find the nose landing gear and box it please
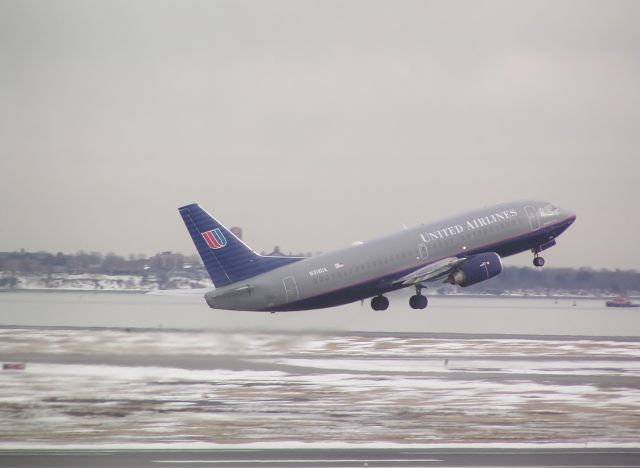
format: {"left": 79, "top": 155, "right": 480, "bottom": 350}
{"left": 532, "top": 239, "right": 556, "bottom": 267}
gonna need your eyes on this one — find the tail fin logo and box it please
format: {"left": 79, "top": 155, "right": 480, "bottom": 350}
{"left": 201, "top": 228, "right": 227, "bottom": 249}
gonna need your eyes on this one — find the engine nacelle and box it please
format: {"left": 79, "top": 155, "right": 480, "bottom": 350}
{"left": 447, "top": 252, "right": 503, "bottom": 287}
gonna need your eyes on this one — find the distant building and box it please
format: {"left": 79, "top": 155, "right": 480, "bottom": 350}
{"left": 268, "top": 246, "right": 284, "bottom": 256}
{"left": 230, "top": 226, "right": 243, "bottom": 240}
{"left": 149, "top": 252, "right": 184, "bottom": 271}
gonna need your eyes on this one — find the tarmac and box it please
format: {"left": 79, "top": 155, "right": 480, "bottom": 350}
{"left": 2, "top": 447, "right": 640, "bottom": 467}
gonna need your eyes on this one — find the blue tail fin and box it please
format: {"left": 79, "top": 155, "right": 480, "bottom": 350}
{"left": 179, "top": 204, "right": 303, "bottom": 287}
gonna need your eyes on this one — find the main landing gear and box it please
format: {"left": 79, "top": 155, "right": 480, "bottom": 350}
{"left": 371, "top": 295, "right": 389, "bottom": 311}
{"left": 533, "top": 254, "right": 545, "bottom": 267}
{"left": 409, "top": 286, "right": 428, "bottom": 309}
{"left": 371, "top": 288, "right": 430, "bottom": 311}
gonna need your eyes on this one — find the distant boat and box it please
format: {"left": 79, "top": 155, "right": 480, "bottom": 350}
{"left": 606, "top": 296, "right": 640, "bottom": 308}
{"left": 2, "top": 363, "right": 26, "bottom": 370}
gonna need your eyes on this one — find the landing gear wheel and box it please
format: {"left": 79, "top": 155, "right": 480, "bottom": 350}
{"left": 533, "top": 256, "right": 545, "bottom": 267}
{"left": 371, "top": 295, "right": 389, "bottom": 311}
{"left": 409, "top": 294, "right": 428, "bottom": 309}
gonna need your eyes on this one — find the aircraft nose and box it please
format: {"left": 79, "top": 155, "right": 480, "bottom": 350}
{"left": 562, "top": 207, "right": 577, "bottom": 223}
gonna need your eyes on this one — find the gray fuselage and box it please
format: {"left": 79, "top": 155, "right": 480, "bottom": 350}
{"left": 205, "top": 200, "right": 575, "bottom": 311}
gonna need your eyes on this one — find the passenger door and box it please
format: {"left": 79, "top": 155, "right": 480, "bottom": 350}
{"left": 524, "top": 205, "right": 541, "bottom": 231}
{"left": 418, "top": 243, "right": 429, "bottom": 259}
{"left": 282, "top": 276, "right": 299, "bottom": 303}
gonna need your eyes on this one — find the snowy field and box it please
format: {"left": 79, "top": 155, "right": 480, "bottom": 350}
{"left": 1, "top": 328, "right": 639, "bottom": 447}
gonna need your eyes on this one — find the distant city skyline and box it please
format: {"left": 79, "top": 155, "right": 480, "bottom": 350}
{"left": 3, "top": 248, "right": 639, "bottom": 295}
{"left": 1, "top": 1, "right": 639, "bottom": 270}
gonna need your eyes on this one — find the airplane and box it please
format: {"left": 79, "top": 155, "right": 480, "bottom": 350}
{"left": 178, "top": 201, "right": 576, "bottom": 312}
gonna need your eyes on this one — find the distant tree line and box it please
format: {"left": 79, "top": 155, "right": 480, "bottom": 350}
{"left": 0, "top": 250, "right": 638, "bottom": 295}
{"left": 457, "top": 266, "right": 640, "bottom": 296}
{"left": 0, "top": 250, "right": 205, "bottom": 276}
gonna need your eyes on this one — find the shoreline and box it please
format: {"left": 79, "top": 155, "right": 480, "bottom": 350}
{"left": 0, "top": 288, "right": 634, "bottom": 300}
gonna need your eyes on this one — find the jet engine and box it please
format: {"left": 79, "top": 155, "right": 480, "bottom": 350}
{"left": 447, "top": 252, "right": 503, "bottom": 287}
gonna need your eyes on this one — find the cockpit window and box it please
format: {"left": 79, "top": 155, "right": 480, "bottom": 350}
{"left": 539, "top": 204, "right": 560, "bottom": 217}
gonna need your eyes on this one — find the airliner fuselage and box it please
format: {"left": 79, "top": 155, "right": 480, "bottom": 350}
{"left": 179, "top": 201, "right": 576, "bottom": 312}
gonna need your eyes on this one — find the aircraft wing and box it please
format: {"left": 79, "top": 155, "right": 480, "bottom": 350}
{"left": 392, "top": 256, "right": 466, "bottom": 286}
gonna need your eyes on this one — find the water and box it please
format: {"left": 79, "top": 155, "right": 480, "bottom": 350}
{"left": 0, "top": 291, "right": 639, "bottom": 336}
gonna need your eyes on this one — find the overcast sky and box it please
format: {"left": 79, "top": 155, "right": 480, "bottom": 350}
{"left": 1, "top": 0, "right": 638, "bottom": 270}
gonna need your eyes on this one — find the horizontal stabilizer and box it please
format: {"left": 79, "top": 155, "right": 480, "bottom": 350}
{"left": 211, "top": 284, "right": 253, "bottom": 298}
{"left": 146, "top": 288, "right": 213, "bottom": 297}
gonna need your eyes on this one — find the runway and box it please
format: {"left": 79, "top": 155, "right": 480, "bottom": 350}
{"left": 2, "top": 447, "right": 640, "bottom": 467}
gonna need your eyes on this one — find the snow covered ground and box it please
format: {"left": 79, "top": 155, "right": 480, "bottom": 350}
{"left": 0, "top": 272, "right": 211, "bottom": 291}
{"left": 1, "top": 328, "right": 639, "bottom": 447}
{"left": 2, "top": 328, "right": 640, "bottom": 358}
